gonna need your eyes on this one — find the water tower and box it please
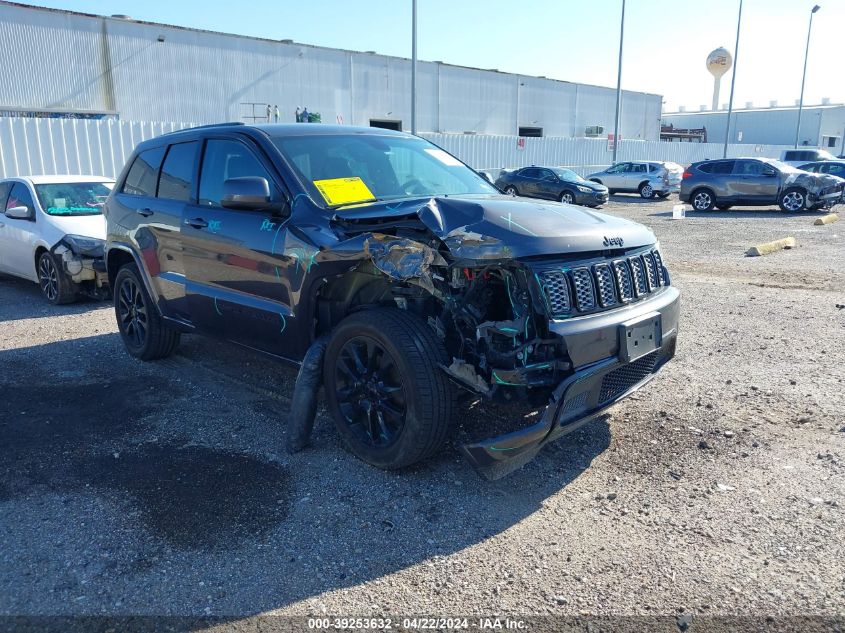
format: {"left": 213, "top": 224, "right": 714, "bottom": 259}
{"left": 706, "top": 47, "right": 733, "bottom": 111}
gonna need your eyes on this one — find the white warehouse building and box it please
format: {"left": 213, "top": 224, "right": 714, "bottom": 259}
{"left": 0, "top": 1, "right": 662, "bottom": 139}
{"left": 662, "top": 104, "right": 845, "bottom": 154}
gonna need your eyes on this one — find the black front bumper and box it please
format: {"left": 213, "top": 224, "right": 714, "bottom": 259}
{"left": 461, "top": 287, "right": 680, "bottom": 480}
{"left": 576, "top": 190, "right": 609, "bottom": 206}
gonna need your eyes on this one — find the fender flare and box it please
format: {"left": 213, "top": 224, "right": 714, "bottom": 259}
{"left": 106, "top": 242, "right": 162, "bottom": 313}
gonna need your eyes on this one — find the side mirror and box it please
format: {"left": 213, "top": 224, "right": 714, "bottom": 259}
{"left": 221, "top": 177, "right": 273, "bottom": 211}
{"left": 762, "top": 170, "right": 776, "bottom": 177}
{"left": 5, "top": 205, "right": 31, "bottom": 220}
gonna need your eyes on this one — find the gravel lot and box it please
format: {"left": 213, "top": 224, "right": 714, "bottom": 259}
{"left": 1, "top": 196, "right": 843, "bottom": 624}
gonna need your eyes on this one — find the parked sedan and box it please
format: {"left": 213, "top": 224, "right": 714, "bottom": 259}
{"left": 797, "top": 160, "right": 845, "bottom": 179}
{"left": 495, "top": 166, "right": 608, "bottom": 207}
{"left": 0, "top": 175, "right": 113, "bottom": 303}
{"left": 679, "top": 158, "right": 844, "bottom": 212}
{"left": 587, "top": 161, "right": 683, "bottom": 199}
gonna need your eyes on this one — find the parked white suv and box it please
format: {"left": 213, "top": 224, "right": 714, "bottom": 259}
{"left": 586, "top": 161, "right": 683, "bottom": 199}
{"left": 0, "top": 175, "right": 113, "bottom": 304}
{"left": 780, "top": 149, "right": 836, "bottom": 167}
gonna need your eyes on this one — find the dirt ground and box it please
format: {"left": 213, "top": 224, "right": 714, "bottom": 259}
{"left": 0, "top": 195, "right": 843, "bottom": 626}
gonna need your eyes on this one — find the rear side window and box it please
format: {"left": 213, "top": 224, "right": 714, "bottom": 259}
{"left": 699, "top": 161, "right": 734, "bottom": 174}
{"left": 122, "top": 147, "right": 166, "bottom": 197}
{"left": 157, "top": 142, "right": 198, "bottom": 202}
{"left": 0, "top": 182, "right": 11, "bottom": 208}
{"left": 198, "top": 139, "right": 274, "bottom": 208}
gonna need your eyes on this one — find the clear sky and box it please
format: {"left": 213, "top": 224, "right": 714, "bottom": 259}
{"left": 23, "top": 0, "right": 845, "bottom": 112}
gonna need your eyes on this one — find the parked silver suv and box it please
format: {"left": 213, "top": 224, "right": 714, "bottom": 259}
{"left": 587, "top": 161, "right": 683, "bottom": 199}
{"left": 680, "top": 158, "right": 844, "bottom": 212}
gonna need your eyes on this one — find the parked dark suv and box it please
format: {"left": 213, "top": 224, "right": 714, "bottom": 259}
{"left": 680, "top": 158, "right": 844, "bottom": 212}
{"left": 105, "top": 123, "right": 679, "bottom": 479}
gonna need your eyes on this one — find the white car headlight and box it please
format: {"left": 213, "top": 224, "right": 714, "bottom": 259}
{"left": 577, "top": 185, "right": 592, "bottom": 193}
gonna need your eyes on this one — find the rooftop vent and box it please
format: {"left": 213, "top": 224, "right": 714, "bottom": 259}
{"left": 110, "top": 14, "right": 132, "bottom": 19}
{"left": 280, "top": 39, "right": 293, "bottom": 44}
{"left": 678, "top": 106, "right": 687, "bottom": 112}
{"left": 745, "top": 101, "right": 753, "bottom": 109}
{"left": 822, "top": 97, "right": 831, "bottom": 105}
{"left": 700, "top": 105, "right": 708, "bottom": 111}
{"left": 770, "top": 100, "right": 778, "bottom": 107}
{"left": 722, "top": 103, "right": 729, "bottom": 110}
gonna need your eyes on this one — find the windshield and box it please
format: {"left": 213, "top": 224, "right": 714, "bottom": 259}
{"left": 552, "top": 168, "right": 584, "bottom": 182}
{"left": 35, "top": 182, "right": 113, "bottom": 216}
{"left": 270, "top": 134, "right": 497, "bottom": 207}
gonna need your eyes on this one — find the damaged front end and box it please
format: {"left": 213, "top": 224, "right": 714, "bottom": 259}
{"left": 53, "top": 235, "right": 110, "bottom": 298}
{"left": 331, "top": 196, "right": 679, "bottom": 480}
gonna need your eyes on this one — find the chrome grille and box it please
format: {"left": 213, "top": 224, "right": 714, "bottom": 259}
{"left": 593, "top": 264, "right": 617, "bottom": 307}
{"left": 538, "top": 271, "right": 571, "bottom": 316}
{"left": 652, "top": 250, "right": 666, "bottom": 285}
{"left": 612, "top": 260, "right": 634, "bottom": 301}
{"left": 628, "top": 256, "right": 648, "bottom": 296}
{"left": 643, "top": 253, "right": 659, "bottom": 290}
{"left": 537, "top": 249, "right": 667, "bottom": 319}
{"left": 571, "top": 268, "right": 595, "bottom": 311}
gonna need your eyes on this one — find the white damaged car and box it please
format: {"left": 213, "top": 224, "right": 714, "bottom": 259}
{"left": 0, "top": 175, "right": 113, "bottom": 304}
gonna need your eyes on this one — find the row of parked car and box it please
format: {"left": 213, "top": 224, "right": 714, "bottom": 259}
{"left": 492, "top": 152, "right": 845, "bottom": 214}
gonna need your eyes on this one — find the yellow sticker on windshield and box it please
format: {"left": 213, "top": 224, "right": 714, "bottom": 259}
{"left": 313, "top": 177, "right": 376, "bottom": 206}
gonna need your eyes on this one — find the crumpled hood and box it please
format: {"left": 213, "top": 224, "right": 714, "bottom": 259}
{"left": 333, "top": 194, "right": 656, "bottom": 259}
{"left": 788, "top": 171, "right": 844, "bottom": 192}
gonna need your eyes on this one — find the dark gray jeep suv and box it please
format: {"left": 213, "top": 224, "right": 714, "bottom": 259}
{"left": 104, "top": 123, "right": 679, "bottom": 479}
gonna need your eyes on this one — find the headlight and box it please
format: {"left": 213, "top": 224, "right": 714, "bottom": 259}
{"left": 62, "top": 234, "right": 105, "bottom": 257}
{"left": 577, "top": 185, "right": 592, "bottom": 193}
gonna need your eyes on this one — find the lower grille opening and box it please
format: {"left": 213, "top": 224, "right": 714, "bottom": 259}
{"left": 599, "top": 351, "right": 659, "bottom": 404}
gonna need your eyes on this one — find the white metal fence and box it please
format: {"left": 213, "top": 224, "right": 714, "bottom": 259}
{"left": 0, "top": 117, "right": 793, "bottom": 180}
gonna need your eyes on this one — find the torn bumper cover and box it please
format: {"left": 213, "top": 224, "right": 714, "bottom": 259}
{"left": 52, "top": 236, "right": 109, "bottom": 289}
{"left": 461, "top": 286, "right": 680, "bottom": 480}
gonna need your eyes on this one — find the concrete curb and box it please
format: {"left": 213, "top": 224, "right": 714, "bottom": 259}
{"left": 813, "top": 213, "right": 839, "bottom": 226}
{"left": 746, "top": 237, "right": 796, "bottom": 257}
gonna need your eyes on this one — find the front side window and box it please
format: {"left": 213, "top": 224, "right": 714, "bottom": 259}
{"left": 199, "top": 139, "right": 275, "bottom": 207}
{"left": 123, "top": 147, "right": 166, "bottom": 197}
{"left": 606, "top": 163, "right": 626, "bottom": 173}
{"left": 552, "top": 168, "right": 584, "bottom": 182}
{"left": 35, "top": 182, "right": 113, "bottom": 216}
{"left": 822, "top": 163, "right": 845, "bottom": 176}
{"left": 271, "top": 134, "right": 496, "bottom": 207}
{"left": 158, "top": 142, "right": 198, "bottom": 202}
{"left": 6, "top": 182, "right": 35, "bottom": 216}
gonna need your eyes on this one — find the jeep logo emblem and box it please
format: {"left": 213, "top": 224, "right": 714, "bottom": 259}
{"left": 603, "top": 236, "right": 624, "bottom": 248}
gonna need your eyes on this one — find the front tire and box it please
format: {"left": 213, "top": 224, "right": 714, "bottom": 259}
{"left": 691, "top": 188, "right": 716, "bottom": 211}
{"left": 323, "top": 308, "right": 455, "bottom": 470}
{"left": 559, "top": 190, "right": 576, "bottom": 204}
{"left": 639, "top": 183, "right": 655, "bottom": 199}
{"left": 114, "top": 263, "right": 180, "bottom": 361}
{"left": 779, "top": 188, "right": 807, "bottom": 213}
{"left": 38, "top": 251, "right": 76, "bottom": 305}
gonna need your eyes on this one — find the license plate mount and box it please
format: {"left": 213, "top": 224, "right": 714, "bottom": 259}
{"left": 619, "top": 312, "right": 662, "bottom": 362}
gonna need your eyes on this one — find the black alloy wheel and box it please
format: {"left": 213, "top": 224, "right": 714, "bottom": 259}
{"left": 117, "top": 274, "right": 148, "bottom": 349}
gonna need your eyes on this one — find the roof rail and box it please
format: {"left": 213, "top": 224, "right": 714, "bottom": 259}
{"left": 162, "top": 121, "right": 246, "bottom": 135}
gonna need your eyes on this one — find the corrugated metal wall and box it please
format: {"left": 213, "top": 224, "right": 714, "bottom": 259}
{"left": 0, "top": 118, "right": 194, "bottom": 179}
{"left": 0, "top": 117, "right": 793, "bottom": 180}
{"left": 0, "top": 3, "right": 662, "bottom": 139}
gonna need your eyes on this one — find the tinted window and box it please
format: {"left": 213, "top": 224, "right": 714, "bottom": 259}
{"left": 822, "top": 163, "right": 845, "bottom": 176}
{"left": 699, "top": 161, "right": 734, "bottom": 175}
{"left": 7, "top": 182, "right": 35, "bottom": 215}
{"left": 123, "top": 147, "right": 166, "bottom": 197}
{"left": 521, "top": 168, "right": 541, "bottom": 179}
{"left": 0, "top": 182, "right": 11, "bottom": 209}
{"left": 538, "top": 169, "right": 556, "bottom": 180}
{"left": 199, "top": 139, "right": 274, "bottom": 207}
{"left": 158, "top": 142, "right": 198, "bottom": 201}
{"left": 733, "top": 160, "right": 764, "bottom": 175}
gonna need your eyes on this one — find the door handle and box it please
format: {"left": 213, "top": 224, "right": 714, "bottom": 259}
{"left": 136, "top": 207, "right": 153, "bottom": 217}
{"left": 184, "top": 217, "right": 208, "bottom": 229}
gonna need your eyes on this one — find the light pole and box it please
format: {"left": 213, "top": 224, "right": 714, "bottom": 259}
{"left": 611, "top": 0, "right": 625, "bottom": 164}
{"left": 794, "top": 4, "right": 821, "bottom": 149}
{"left": 722, "top": 0, "right": 743, "bottom": 158}
{"left": 411, "top": 0, "right": 418, "bottom": 135}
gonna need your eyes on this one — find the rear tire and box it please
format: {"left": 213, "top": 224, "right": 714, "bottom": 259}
{"left": 114, "top": 263, "right": 180, "bottom": 361}
{"left": 323, "top": 308, "right": 455, "bottom": 470}
{"left": 37, "top": 251, "right": 77, "bottom": 305}
{"left": 691, "top": 188, "right": 716, "bottom": 211}
{"left": 779, "top": 188, "right": 807, "bottom": 213}
{"left": 639, "top": 182, "right": 655, "bottom": 199}
{"left": 504, "top": 185, "right": 518, "bottom": 196}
